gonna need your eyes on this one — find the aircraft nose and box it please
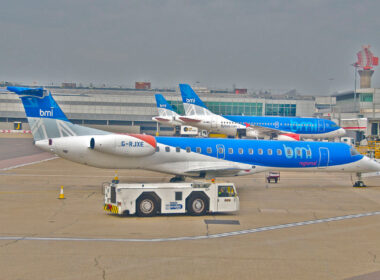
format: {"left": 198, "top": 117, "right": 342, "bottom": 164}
{"left": 337, "top": 128, "right": 346, "bottom": 136}
{"left": 361, "top": 156, "right": 380, "bottom": 173}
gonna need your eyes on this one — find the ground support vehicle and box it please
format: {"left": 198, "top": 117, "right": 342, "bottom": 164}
{"left": 104, "top": 181, "right": 239, "bottom": 217}
{"left": 266, "top": 171, "right": 280, "bottom": 183}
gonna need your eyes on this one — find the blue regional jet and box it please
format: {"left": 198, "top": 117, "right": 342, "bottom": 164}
{"left": 6, "top": 86, "right": 378, "bottom": 188}
{"left": 177, "top": 84, "right": 345, "bottom": 140}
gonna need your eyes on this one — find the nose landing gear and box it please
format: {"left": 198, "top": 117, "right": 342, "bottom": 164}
{"left": 353, "top": 173, "right": 367, "bottom": 188}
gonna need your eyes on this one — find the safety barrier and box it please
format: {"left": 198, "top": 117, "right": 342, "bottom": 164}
{"left": 0, "top": 130, "right": 32, "bottom": 134}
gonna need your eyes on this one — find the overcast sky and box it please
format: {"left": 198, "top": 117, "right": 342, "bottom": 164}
{"left": 1, "top": 0, "right": 380, "bottom": 94}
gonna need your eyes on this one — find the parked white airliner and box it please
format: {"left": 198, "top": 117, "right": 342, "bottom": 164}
{"left": 6, "top": 86, "right": 379, "bottom": 184}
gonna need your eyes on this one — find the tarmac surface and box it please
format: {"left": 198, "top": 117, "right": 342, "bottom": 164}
{"left": 1, "top": 135, "right": 380, "bottom": 279}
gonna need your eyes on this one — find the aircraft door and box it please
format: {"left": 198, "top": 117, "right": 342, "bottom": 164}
{"left": 216, "top": 144, "right": 225, "bottom": 159}
{"left": 318, "top": 147, "right": 329, "bottom": 168}
{"left": 318, "top": 120, "right": 326, "bottom": 133}
{"left": 211, "top": 117, "right": 218, "bottom": 129}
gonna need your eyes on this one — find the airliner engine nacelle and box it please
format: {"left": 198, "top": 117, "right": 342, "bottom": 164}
{"left": 89, "top": 134, "right": 156, "bottom": 157}
{"left": 278, "top": 133, "right": 300, "bottom": 141}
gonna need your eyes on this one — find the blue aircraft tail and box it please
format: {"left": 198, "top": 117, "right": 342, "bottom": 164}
{"left": 155, "top": 94, "right": 176, "bottom": 111}
{"left": 7, "top": 87, "right": 69, "bottom": 121}
{"left": 179, "top": 84, "right": 208, "bottom": 109}
{"left": 7, "top": 86, "right": 108, "bottom": 141}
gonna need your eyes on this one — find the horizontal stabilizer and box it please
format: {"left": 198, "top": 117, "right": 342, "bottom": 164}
{"left": 7, "top": 86, "right": 45, "bottom": 98}
{"left": 153, "top": 117, "right": 172, "bottom": 122}
{"left": 178, "top": 116, "right": 202, "bottom": 123}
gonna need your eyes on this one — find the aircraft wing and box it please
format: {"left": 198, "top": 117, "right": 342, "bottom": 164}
{"left": 183, "top": 161, "right": 253, "bottom": 177}
{"left": 156, "top": 161, "right": 254, "bottom": 177}
{"left": 245, "top": 124, "right": 281, "bottom": 136}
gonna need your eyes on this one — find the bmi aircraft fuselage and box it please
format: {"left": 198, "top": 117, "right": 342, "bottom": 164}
{"left": 6, "top": 86, "right": 380, "bottom": 179}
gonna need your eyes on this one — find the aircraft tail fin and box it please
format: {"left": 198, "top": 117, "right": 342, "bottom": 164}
{"left": 179, "top": 84, "right": 211, "bottom": 116}
{"left": 155, "top": 94, "right": 179, "bottom": 117}
{"left": 7, "top": 86, "right": 108, "bottom": 141}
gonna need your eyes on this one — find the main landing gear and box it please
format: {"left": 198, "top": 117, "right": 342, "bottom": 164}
{"left": 169, "top": 176, "right": 185, "bottom": 183}
{"left": 353, "top": 173, "right": 367, "bottom": 188}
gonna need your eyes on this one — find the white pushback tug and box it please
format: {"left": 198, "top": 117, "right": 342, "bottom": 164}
{"left": 104, "top": 180, "right": 239, "bottom": 217}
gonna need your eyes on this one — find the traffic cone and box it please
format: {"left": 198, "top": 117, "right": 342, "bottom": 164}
{"left": 59, "top": 185, "right": 65, "bottom": 199}
{"left": 112, "top": 171, "right": 119, "bottom": 184}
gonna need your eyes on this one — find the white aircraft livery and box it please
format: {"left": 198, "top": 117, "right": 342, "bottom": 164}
{"left": 152, "top": 94, "right": 183, "bottom": 126}
{"left": 178, "top": 84, "right": 346, "bottom": 140}
{"left": 7, "top": 86, "right": 380, "bottom": 183}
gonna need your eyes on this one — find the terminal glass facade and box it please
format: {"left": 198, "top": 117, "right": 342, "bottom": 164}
{"left": 168, "top": 101, "right": 263, "bottom": 116}
{"left": 265, "top": 104, "right": 296, "bottom": 116}
{"left": 360, "top": 93, "right": 373, "bottom": 102}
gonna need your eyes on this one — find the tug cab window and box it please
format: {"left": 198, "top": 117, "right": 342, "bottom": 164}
{"left": 218, "top": 185, "right": 236, "bottom": 197}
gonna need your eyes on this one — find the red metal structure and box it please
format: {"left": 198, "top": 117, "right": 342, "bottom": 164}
{"left": 356, "top": 45, "right": 378, "bottom": 70}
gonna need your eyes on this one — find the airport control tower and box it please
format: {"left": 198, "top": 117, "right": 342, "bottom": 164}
{"left": 355, "top": 45, "right": 378, "bottom": 88}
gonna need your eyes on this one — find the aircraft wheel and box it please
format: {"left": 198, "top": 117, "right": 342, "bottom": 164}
{"left": 136, "top": 195, "right": 157, "bottom": 217}
{"left": 188, "top": 196, "right": 207, "bottom": 216}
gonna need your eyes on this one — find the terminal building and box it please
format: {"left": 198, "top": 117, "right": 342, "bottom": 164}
{"left": 0, "top": 87, "right": 316, "bottom": 135}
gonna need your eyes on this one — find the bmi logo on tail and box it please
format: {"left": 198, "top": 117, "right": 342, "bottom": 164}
{"left": 39, "top": 108, "right": 54, "bottom": 117}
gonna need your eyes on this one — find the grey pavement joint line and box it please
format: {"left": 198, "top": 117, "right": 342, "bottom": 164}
{"left": 0, "top": 156, "right": 58, "bottom": 171}
{"left": 0, "top": 211, "right": 379, "bottom": 243}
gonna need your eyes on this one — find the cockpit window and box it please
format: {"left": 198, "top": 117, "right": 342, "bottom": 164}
{"left": 350, "top": 147, "right": 360, "bottom": 156}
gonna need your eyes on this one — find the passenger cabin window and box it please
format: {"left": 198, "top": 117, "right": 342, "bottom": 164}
{"left": 196, "top": 147, "right": 201, "bottom": 153}
{"left": 307, "top": 150, "right": 311, "bottom": 156}
{"left": 176, "top": 147, "right": 181, "bottom": 152}
{"left": 186, "top": 147, "right": 191, "bottom": 153}
{"left": 258, "top": 149, "right": 263, "bottom": 155}
{"left": 218, "top": 147, "right": 223, "bottom": 154}
{"left": 248, "top": 148, "right": 253, "bottom": 155}
{"left": 228, "top": 148, "right": 233, "bottom": 154}
{"left": 267, "top": 149, "right": 273, "bottom": 155}
{"left": 218, "top": 185, "right": 236, "bottom": 197}
{"left": 296, "top": 149, "right": 301, "bottom": 156}
{"left": 238, "top": 148, "right": 243, "bottom": 155}
{"left": 207, "top": 147, "right": 212, "bottom": 154}
{"left": 155, "top": 146, "right": 160, "bottom": 152}
{"left": 277, "top": 149, "right": 282, "bottom": 156}
{"left": 165, "top": 146, "right": 170, "bottom": 152}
